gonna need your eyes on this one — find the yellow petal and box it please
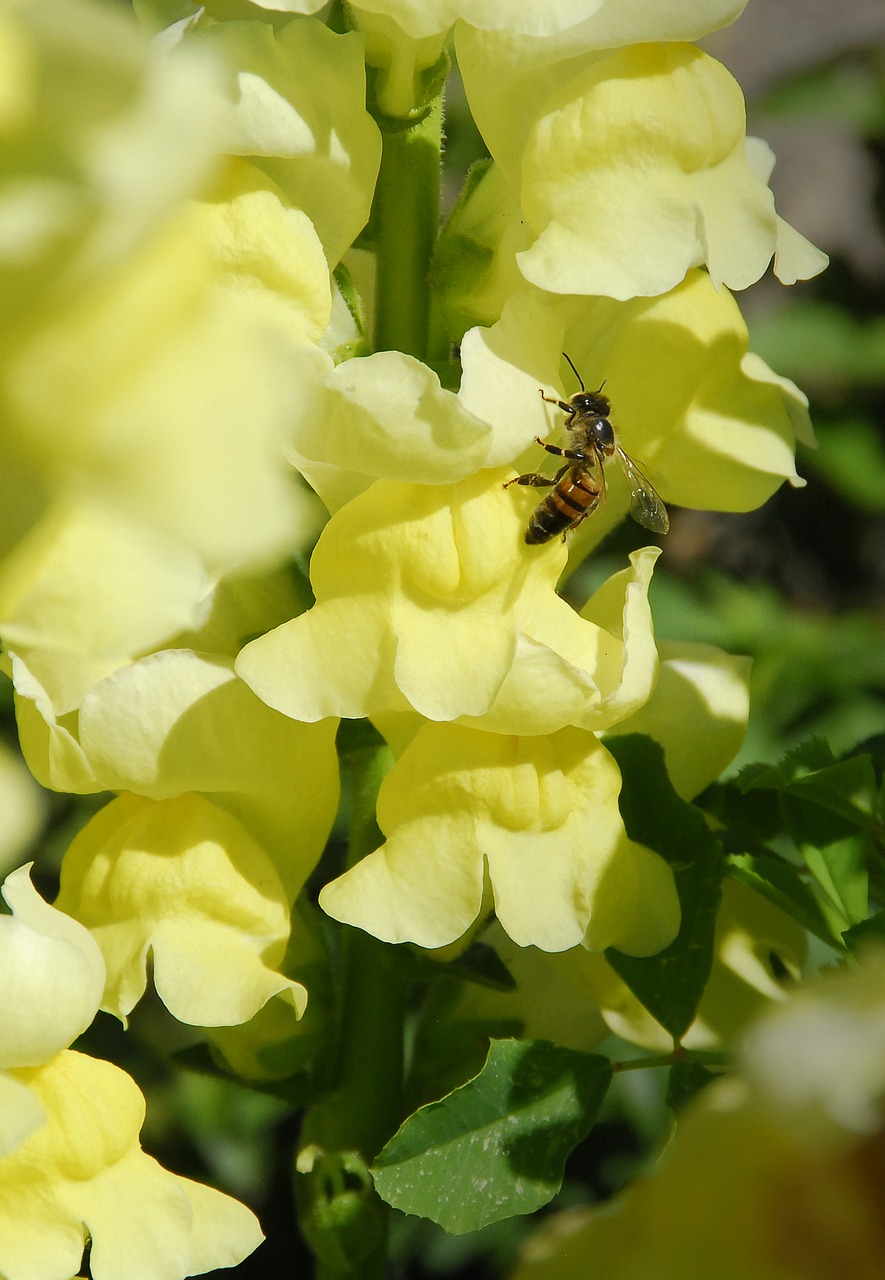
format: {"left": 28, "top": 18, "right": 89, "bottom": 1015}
{"left": 55, "top": 794, "right": 306, "bottom": 1026}
{"left": 321, "top": 724, "right": 679, "bottom": 954}
{"left": 0, "top": 865, "right": 105, "bottom": 1068}
{"left": 239, "top": 471, "right": 660, "bottom": 735}
{"left": 516, "top": 44, "right": 823, "bottom": 299}
{"left": 606, "top": 641, "right": 751, "bottom": 800}
{"left": 0, "top": 1051, "right": 263, "bottom": 1280}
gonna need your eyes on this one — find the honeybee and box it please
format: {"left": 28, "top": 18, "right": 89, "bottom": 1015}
{"left": 504, "top": 354, "right": 669, "bottom": 545}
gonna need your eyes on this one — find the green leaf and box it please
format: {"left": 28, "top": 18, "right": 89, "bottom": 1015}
{"left": 780, "top": 755, "right": 877, "bottom": 842}
{"left": 699, "top": 777, "right": 782, "bottom": 843}
{"left": 710, "top": 744, "right": 877, "bottom": 939}
{"left": 337, "top": 718, "right": 395, "bottom": 862}
{"left": 372, "top": 1039, "right": 612, "bottom": 1234}
{"left": 801, "top": 834, "right": 869, "bottom": 929}
{"left": 720, "top": 743, "right": 875, "bottom": 846}
{"left": 779, "top": 754, "right": 874, "bottom": 928}
{"left": 602, "top": 735, "right": 725, "bottom": 1041}
{"left": 845, "top": 733, "right": 885, "bottom": 783}
{"left": 400, "top": 940, "right": 517, "bottom": 992}
{"left": 666, "top": 1059, "right": 717, "bottom": 1113}
{"left": 735, "top": 739, "right": 837, "bottom": 794}
{"left": 843, "top": 910, "right": 885, "bottom": 952}
{"left": 776, "top": 738, "right": 838, "bottom": 780}
{"left": 734, "top": 759, "right": 786, "bottom": 792}
{"left": 727, "top": 850, "right": 843, "bottom": 948}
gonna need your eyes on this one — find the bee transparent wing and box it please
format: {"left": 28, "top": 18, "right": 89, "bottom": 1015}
{"left": 586, "top": 445, "right": 608, "bottom": 511}
{"left": 615, "top": 448, "right": 669, "bottom": 534}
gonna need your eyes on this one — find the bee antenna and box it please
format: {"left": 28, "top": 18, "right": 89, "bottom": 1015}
{"left": 561, "top": 352, "right": 585, "bottom": 391}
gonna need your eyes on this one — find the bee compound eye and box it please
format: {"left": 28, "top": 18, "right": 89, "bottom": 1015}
{"left": 596, "top": 420, "right": 614, "bottom": 448}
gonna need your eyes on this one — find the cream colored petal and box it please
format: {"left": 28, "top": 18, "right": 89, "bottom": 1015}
{"left": 0, "top": 1051, "right": 263, "bottom": 1280}
{"left": 321, "top": 725, "right": 678, "bottom": 954}
{"left": 76, "top": 650, "right": 339, "bottom": 901}
{"left": 0, "top": 865, "right": 105, "bottom": 1068}
{"left": 295, "top": 350, "right": 492, "bottom": 482}
{"left": 195, "top": 18, "right": 381, "bottom": 266}
{"left": 55, "top": 794, "right": 305, "bottom": 1026}
{"left": 239, "top": 470, "right": 657, "bottom": 735}
{"left": 606, "top": 641, "right": 751, "bottom": 799}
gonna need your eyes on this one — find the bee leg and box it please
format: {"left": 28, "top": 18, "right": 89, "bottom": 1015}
{"left": 504, "top": 463, "right": 569, "bottom": 490}
{"left": 560, "top": 509, "right": 591, "bottom": 541}
{"left": 539, "top": 390, "right": 575, "bottom": 416}
{"left": 503, "top": 472, "right": 553, "bottom": 489}
{"left": 533, "top": 438, "right": 586, "bottom": 462}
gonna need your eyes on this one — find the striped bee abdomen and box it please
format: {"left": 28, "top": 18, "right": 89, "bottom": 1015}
{"left": 525, "top": 464, "right": 602, "bottom": 544}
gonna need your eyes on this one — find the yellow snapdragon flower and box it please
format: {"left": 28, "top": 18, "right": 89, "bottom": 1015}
{"left": 0, "top": 866, "right": 263, "bottom": 1279}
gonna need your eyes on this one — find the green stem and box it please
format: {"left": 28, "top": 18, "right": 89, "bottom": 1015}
{"left": 333, "top": 733, "right": 404, "bottom": 1158}
{"left": 371, "top": 100, "right": 442, "bottom": 359}
{"left": 299, "top": 730, "right": 403, "bottom": 1278}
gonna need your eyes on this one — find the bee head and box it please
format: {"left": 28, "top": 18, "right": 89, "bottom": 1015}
{"left": 566, "top": 394, "right": 616, "bottom": 456}
{"left": 570, "top": 390, "right": 611, "bottom": 418}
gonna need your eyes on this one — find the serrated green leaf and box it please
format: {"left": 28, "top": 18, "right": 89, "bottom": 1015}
{"left": 801, "top": 834, "right": 869, "bottom": 928}
{"left": 372, "top": 1039, "right": 612, "bottom": 1234}
{"left": 778, "top": 738, "right": 837, "bottom": 780}
{"left": 726, "top": 850, "right": 845, "bottom": 948}
{"left": 717, "top": 748, "right": 878, "bottom": 854}
{"left": 698, "top": 778, "right": 782, "bottom": 843}
{"left": 736, "top": 740, "right": 838, "bottom": 795}
{"left": 734, "top": 760, "right": 784, "bottom": 792}
{"left": 781, "top": 755, "right": 877, "bottom": 847}
{"left": 602, "top": 735, "right": 725, "bottom": 1041}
